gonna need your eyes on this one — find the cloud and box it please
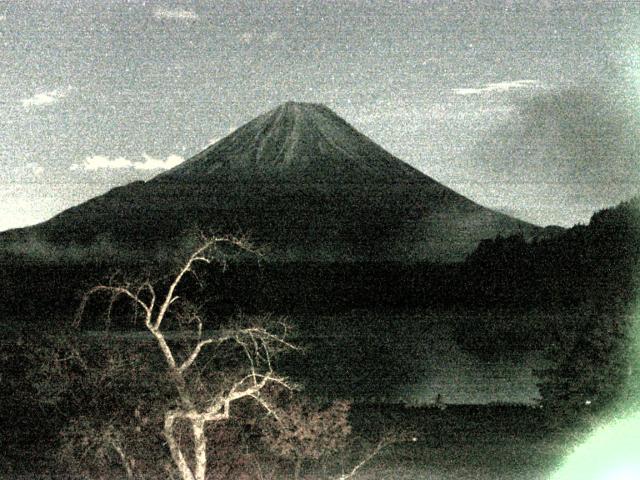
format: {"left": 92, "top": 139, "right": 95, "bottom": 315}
{"left": 21, "top": 89, "right": 68, "bottom": 107}
{"left": 134, "top": 153, "right": 184, "bottom": 170}
{"left": 75, "top": 154, "right": 185, "bottom": 171}
{"left": 82, "top": 155, "right": 133, "bottom": 170}
{"left": 154, "top": 8, "right": 198, "bottom": 21}
{"left": 240, "top": 31, "right": 283, "bottom": 45}
{"left": 453, "top": 80, "right": 541, "bottom": 96}
{"left": 26, "top": 162, "right": 45, "bottom": 176}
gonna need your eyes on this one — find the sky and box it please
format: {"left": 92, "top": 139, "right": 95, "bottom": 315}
{"left": 1, "top": 0, "right": 639, "bottom": 231}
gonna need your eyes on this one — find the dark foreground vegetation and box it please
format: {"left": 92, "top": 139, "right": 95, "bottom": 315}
{"left": 1, "top": 199, "right": 638, "bottom": 478}
{"left": 0, "top": 324, "right": 580, "bottom": 480}
{"left": 1, "top": 392, "right": 581, "bottom": 480}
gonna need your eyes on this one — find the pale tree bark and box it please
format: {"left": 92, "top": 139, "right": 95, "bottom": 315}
{"left": 192, "top": 416, "right": 207, "bottom": 480}
{"left": 110, "top": 440, "right": 135, "bottom": 480}
{"left": 164, "top": 412, "right": 196, "bottom": 480}
{"left": 77, "top": 235, "right": 296, "bottom": 480}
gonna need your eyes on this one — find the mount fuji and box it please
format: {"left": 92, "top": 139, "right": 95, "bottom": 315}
{"left": 2, "top": 102, "right": 541, "bottom": 263}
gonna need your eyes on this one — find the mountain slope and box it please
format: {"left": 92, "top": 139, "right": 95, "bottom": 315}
{"left": 160, "top": 101, "right": 429, "bottom": 182}
{"left": 2, "top": 102, "right": 542, "bottom": 263}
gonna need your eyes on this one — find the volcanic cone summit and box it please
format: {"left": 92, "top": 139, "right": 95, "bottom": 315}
{"left": 2, "top": 102, "right": 541, "bottom": 262}
{"left": 159, "top": 101, "right": 429, "bottom": 184}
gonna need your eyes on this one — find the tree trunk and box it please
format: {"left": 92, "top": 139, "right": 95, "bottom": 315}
{"left": 164, "top": 412, "right": 196, "bottom": 480}
{"left": 111, "top": 441, "right": 134, "bottom": 480}
{"left": 192, "top": 416, "right": 208, "bottom": 480}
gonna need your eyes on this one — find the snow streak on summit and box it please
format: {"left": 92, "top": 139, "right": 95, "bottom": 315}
{"left": 160, "top": 102, "right": 428, "bottom": 183}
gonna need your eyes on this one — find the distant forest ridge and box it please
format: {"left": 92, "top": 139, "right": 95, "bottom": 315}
{"left": 0, "top": 197, "right": 637, "bottom": 323}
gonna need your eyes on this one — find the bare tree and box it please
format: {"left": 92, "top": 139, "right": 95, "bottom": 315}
{"left": 76, "top": 235, "right": 297, "bottom": 480}
{"left": 336, "top": 429, "right": 416, "bottom": 480}
{"left": 262, "top": 396, "right": 352, "bottom": 479}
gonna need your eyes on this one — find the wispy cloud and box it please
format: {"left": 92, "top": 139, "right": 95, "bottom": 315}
{"left": 154, "top": 8, "right": 198, "bottom": 21}
{"left": 453, "top": 80, "right": 541, "bottom": 96}
{"left": 26, "top": 162, "right": 45, "bottom": 176}
{"left": 81, "top": 155, "right": 133, "bottom": 170}
{"left": 21, "top": 89, "right": 68, "bottom": 108}
{"left": 73, "top": 154, "right": 185, "bottom": 171}
{"left": 135, "top": 153, "right": 184, "bottom": 170}
{"left": 239, "top": 30, "right": 283, "bottom": 45}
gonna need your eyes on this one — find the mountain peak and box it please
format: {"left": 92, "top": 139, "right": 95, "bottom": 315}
{"left": 274, "top": 100, "right": 328, "bottom": 111}
{"left": 261, "top": 100, "right": 334, "bottom": 131}
{"left": 262, "top": 100, "right": 343, "bottom": 129}
{"left": 160, "top": 101, "right": 423, "bottom": 181}
{"left": 3, "top": 102, "right": 542, "bottom": 262}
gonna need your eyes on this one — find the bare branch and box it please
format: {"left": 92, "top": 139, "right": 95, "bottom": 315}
{"left": 177, "top": 339, "right": 214, "bottom": 374}
{"left": 336, "top": 431, "right": 415, "bottom": 480}
{"left": 249, "top": 393, "right": 281, "bottom": 421}
{"left": 336, "top": 438, "right": 387, "bottom": 480}
{"left": 177, "top": 324, "right": 297, "bottom": 375}
{"left": 109, "top": 438, "right": 135, "bottom": 480}
{"left": 164, "top": 411, "right": 196, "bottom": 480}
{"left": 75, "top": 284, "right": 152, "bottom": 327}
{"left": 236, "top": 336, "right": 258, "bottom": 385}
{"left": 153, "top": 234, "right": 258, "bottom": 331}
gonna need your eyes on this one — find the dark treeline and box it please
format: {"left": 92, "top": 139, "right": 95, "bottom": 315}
{"left": 455, "top": 198, "right": 640, "bottom": 359}
{"left": 462, "top": 198, "right": 640, "bottom": 310}
{"left": 1, "top": 199, "right": 638, "bottom": 328}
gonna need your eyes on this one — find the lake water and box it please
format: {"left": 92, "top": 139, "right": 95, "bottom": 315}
{"left": 282, "top": 310, "right": 548, "bottom": 405}
{"left": 81, "top": 309, "right": 549, "bottom": 405}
